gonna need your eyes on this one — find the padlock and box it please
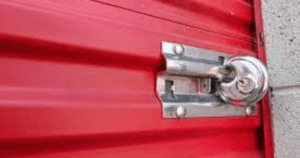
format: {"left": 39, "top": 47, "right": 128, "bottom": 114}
{"left": 218, "top": 56, "right": 268, "bottom": 106}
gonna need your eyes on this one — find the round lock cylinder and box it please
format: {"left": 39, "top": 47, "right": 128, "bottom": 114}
{"left": 218, "top": 56, "right": 268, "bottom": 106}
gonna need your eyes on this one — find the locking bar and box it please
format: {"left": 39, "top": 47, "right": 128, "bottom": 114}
{"left": 157, "top": 74, "right": 257, "bottom": 118}
{"left": 162, "top": 41, "right": 231, "bottom": 81}
{"left": 157, "top": 41, "right": 266, "bottom": 119}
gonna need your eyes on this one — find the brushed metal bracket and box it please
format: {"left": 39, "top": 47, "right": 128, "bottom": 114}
{"left": 157, "top": 41, "right": 263, "bottom": 119}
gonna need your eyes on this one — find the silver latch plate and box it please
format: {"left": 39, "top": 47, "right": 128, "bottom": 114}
{"left": 157, "top": 41, "right": 258, "bottom": 119}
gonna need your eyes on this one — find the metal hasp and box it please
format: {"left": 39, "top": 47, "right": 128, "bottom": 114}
{"left": 157, "top": 41, "right": 268, "bottom": 119}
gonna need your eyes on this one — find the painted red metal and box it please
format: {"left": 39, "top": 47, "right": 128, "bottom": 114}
{"left": 0, "top": 0, "right": 272, "bottom": 157}
{"left": 92, "top": 0, "right": 254, "bottom": 41}
{"left": 253, "top": 0, "right": 274, "bottom": 157}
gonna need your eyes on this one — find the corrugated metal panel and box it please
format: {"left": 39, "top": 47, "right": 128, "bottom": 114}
{"left": 0, "top": 0, "right": 272, "bottom": 157}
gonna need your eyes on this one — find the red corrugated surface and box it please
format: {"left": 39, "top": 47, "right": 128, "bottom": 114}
{"left": 0, "top": 0, "right": 272, "bottom": 157}
{"left": 253, "top": 0, "right": 274, "bottom": 157}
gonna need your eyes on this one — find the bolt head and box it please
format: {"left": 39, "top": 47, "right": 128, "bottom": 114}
{"left": 245, "top": 106, "right": 254, "bottom": 116}
{"left": 175, "top": 106, "right": 186, "bottom": 118}
{"left": 174, "top": 44, "right": 184, "bottom": 55}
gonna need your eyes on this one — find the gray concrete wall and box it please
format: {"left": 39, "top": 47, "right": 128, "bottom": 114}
{"left": 262, "top": 0, "right": 300, "bottom": 157}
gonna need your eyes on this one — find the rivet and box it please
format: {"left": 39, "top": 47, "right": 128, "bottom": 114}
{"left": 173, "top": 44, "right": 184, "bottom": 56}
{"left": 175, "top": 106, "right": 186, "bottom": 118}
{"left": 245, "top": 106, "right": 254, "bottom": 116}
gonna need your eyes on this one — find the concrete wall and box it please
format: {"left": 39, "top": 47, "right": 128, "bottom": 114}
{"left": 262, "top": 0, "right": 300, "bottom": 157}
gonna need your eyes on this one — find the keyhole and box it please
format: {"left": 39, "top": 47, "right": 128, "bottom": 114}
{"left": 238, "top": 79, "right": 247, "bottom": 87}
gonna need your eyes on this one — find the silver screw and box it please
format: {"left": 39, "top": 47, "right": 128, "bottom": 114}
{"left": 245, "top": 106, "right": 253, "bottom": 116}
{"left": 175, "top": 106, "right": 186, "bottom": 118}
{"left": 174, "top": 44, "right": 184, "bottom": 56}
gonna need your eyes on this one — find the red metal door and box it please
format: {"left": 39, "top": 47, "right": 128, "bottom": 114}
{"left": 0, "top": 0, "right": 273, "bottom": 157}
